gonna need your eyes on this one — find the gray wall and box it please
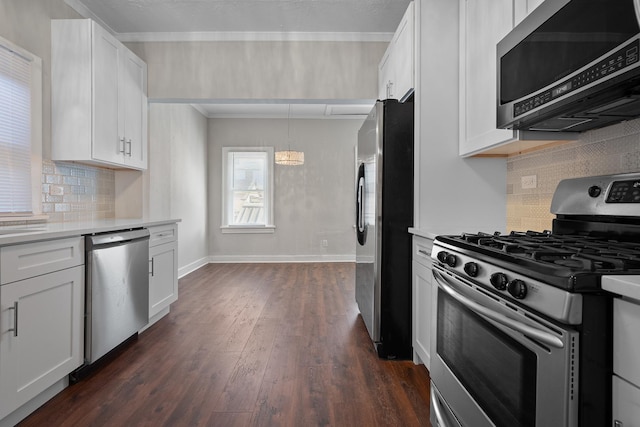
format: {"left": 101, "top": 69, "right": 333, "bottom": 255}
{"left": 149, "top": 104, "right": 209, "bottom": 275}
{"left": 0, "top": 0, "right": 80, "bottom": 158}
{"left": 127, "top": 41, "right": 386, "bottom": 100}
{"left": 0, "top": 0, "right": 377, "bottom": 266}
{"left": 208, "top": 118, "right": 359, "bottom": 262}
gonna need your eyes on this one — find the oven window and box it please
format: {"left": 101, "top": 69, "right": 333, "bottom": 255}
{"left": 438, "top": 290, "right": 537, "bottom": 427}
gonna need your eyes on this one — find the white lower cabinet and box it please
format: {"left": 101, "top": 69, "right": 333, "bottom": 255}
{"left": 148, "top": 224, "right": 178, "bottom": 319}
{"left": 0, "top": 265, "right": 84, "bottom": 419}
{"left": 613, "top": 375, "right": 640, "bottom": 427}
{"left": 412, "top": 235, "right": 433, "bottom": 370}
{"left": 612, "top": 297, "right": 640, "bottom": 426}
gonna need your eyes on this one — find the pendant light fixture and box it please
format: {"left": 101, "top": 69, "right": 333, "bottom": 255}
{"left": 275, "top": 104, "right": 304, "bottom": 166}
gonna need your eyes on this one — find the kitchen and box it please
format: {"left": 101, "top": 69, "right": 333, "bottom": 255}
{"left": 1, "top": 0, "right": 640, "bottom": 426}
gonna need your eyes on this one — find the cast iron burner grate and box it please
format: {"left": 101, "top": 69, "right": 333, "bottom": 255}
{"left": 437, "top": 230, "right": 640, "bottom": 291}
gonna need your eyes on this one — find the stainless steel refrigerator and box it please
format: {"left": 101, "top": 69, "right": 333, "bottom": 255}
{"left": 355, "top": 99, "right": 414, "bottom": 359}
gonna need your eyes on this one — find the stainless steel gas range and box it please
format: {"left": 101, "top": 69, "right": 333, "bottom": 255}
{"left": 430, "top": 172, "right": 640, "bottom": 427}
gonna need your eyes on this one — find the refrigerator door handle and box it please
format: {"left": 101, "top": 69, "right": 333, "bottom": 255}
{"left": 356, "top": 163, "right": 367, "bottom": 245}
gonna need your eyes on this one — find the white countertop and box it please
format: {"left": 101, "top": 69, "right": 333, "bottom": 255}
{"left": 0, "top": 218, "right": 181, "bottom": 246}
{"left": 603, "top": 276, "right": 640, "bottom": 303}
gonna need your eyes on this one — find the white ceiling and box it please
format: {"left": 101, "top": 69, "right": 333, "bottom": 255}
{"left": 64, "top": 0, "right": 401, "bottom": 118}
{"left": 65, "top": 0, "right": 411, "bottom": 38}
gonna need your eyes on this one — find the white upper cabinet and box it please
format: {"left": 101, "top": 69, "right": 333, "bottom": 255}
{"left": 378, "top": 2, "right": 415, "bottom": 101}
{"left": 52, "top": 19, "right": 148, "bottom": 170}
{"left": 459, "top": 0, "right": 567, "bottom": 157}
{"left": 514, "top": 0, "right": 545, "bottom": 26}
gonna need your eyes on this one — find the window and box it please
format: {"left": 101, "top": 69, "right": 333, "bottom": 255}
{"left": 221, "top": 147, "right": 274, "bottom": 233}
{"left": 0, "top": 36, "right": 42, "bottom": 216}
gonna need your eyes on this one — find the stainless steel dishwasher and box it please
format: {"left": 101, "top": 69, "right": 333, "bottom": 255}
{"left": 85, "top": 228, "right": 150, "bottom": 364}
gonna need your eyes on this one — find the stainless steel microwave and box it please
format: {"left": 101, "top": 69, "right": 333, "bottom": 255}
{"left": 497, "top": 0, "right": 640, "bottom": 132}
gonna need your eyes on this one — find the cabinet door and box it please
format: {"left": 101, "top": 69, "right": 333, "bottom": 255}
{"left": 122, "top": 50, "right": 148, "bottom": 170}
{"left": 377, "top": 2, "right": 414, "bottom": 101}
{"left": 613, "top": 375, "right": 640, "bottom": 427}
{"left": 391, "top": 2, "right": 414, "bottom": 101}
{"left": 0, "top": 266, "right": 84, "bottom": 419}
{"left": 412, "top": 260, "right": 432, "bottom": 369}
{"left": 149, "top": 242, "right": 178, "bottom": 318}
{"left": 515, "top": 0, "right": 544, "bottom": 25}
{"left": 460, "top": 0, "right": 517, "bottom": 156}
{"left": 378, "top": 49, "right": 393, "bottom": 100}
{"left": 92, "top": 23, "right": 124, "bottom": 165}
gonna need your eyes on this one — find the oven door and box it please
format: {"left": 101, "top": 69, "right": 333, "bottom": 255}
{"left": 430, "top": 266, "right": 579, "bottom": 427}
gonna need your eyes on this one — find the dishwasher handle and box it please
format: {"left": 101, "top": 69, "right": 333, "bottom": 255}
{"left": 86, "top": 228, "right": 150, "bottom": 250}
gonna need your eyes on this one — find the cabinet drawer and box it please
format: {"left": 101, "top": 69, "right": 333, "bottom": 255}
{"left": 413, "top": 236, "right": 433, "bottom": 269}
{"left": 148, "top": 224, "right": 177, "bottom": 248}
{"left": 1, "top": 237, "right": 84, "bottom": 285}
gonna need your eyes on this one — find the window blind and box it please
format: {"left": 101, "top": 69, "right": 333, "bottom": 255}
{"left": 0, "top": 43, "right": 32, "bottom": 214}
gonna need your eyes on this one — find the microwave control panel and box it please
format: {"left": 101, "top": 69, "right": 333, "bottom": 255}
{"left": 513, "top": 39, "right": 640, "bottom": 118}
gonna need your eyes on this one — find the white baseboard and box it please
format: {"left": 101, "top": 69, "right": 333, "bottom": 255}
{"left": 178, "top": 256, "right": 210, "bottom": 278}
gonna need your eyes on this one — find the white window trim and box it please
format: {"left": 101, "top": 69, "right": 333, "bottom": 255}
{"left": 0, "top": 35, "right": 43, "bottom": 221}
{"left": 221, "top": 146, "right": 275, "bottom": 234}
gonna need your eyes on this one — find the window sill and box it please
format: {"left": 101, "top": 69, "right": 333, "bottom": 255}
{"left": 221, "top": 225, "right": 275, "bottom": 234}
{"left": 0, "top": 214, "right": 48, "bottom": 224}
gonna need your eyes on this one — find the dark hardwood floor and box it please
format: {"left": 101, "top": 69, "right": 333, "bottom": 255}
{"left": 19, "top": 263, "right": 431, "bottom": 426}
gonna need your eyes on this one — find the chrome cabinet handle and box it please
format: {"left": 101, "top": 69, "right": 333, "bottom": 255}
{"left": 418, "top": 249, "right": 429, "bottom": 256}
{"left": 125, "top": 139, "right": 132, "bottom": 156}
{"left": 357, "top": 177, "right": 365, "bottom": 233}
{"left": 119, "top": 137, "right": 125, "bottom": 153}
{"left": 615, "top": 421, "right": 623, "bottom": 427}
{"left": 433, "top": 269, "right": 565, "bottom": 349}
{"left": 149, "top": 258, "right": 154, "bottom": 276}
{"left": 431, "top": 391, "right": 449, "bottom": 427}
{"left": 8, "top": 302, "right": 18, "bottom": 337}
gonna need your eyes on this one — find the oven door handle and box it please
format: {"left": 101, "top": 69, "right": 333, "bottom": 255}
{"left": 431, "top": 390, "right": 451, "bottom": 427}
{"left": 433, "top": 270, "right": 565, "bottom": 349}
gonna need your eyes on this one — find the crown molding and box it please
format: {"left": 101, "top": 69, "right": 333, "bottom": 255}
{"left": 117, "top": 31, "right": 393, "bottom": 43}
{"left": 64, "top": 0, "right": 118, "bottom": 36}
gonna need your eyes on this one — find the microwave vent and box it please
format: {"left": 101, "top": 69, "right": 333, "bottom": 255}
{"left": 529, "top": 117, "right": 593, "bottom": 132}
{"left": 586, "top": 96, "right": 640, "bottom": 116}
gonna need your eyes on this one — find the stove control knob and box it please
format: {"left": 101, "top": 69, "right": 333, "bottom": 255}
{"left": 464, "top": 262, "right": 479, "bottom": 277}
{"left": 437, "top": 251, "right": 449, "bottom": 263}
{"left": 490, "top": 272, "right": 508, "bottom": 290}
{"left": 445, "top": 254, "right": 458, "bottom": 268}
{"left": 508, "top": 279, "right": 528, "bottom": 299}
{"left": 588, "top": 185, "right": 602, "bottom": 198}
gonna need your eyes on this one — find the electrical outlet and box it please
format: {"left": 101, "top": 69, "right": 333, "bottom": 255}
{"left": 521, "top": 175, "right": 537, "bottom": 189}
{"left": 321, "top": 239, "right": 328, "bottom": 247}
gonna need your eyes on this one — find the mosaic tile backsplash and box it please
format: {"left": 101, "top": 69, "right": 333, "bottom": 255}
{"left": 42, "top": 160, "right": 115, "bottom": 222}
{"left": 507, "top": 118, "right": 640, "bottom": 232}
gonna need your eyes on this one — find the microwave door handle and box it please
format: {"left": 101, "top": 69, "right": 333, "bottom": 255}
{"left": 431, "top": 391, "right": 451, "bottom": 427}
{"left": 433, "top": 270, "right": 565, "bottom": 349}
